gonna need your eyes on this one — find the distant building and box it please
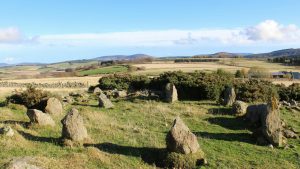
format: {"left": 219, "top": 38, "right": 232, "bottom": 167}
{"left": 100, "top": 60, "right": 116, "bottom": 66}
{"left": 291, "top": 72, "right": 300, "bottom": 79}
{"left": 271, "top": 71, "right": 300, "bottom": 79}
{"left": 272, "top": 72, "right": 285, "bottom": 78}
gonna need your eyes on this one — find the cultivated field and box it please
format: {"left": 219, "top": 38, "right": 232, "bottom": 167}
{"left": 132, "top": 59, "right": 299, "bottom": 75}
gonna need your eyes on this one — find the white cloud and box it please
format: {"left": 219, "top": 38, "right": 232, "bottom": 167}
{"left": 0, "top": 27, "right": 22, "bottom": 43}
{"left": 243, "top": 20, "right": 300, "bottom": 41}
{"left": 1, "top": 20, "right": 300, "bottom": 48}
{"left": 3, "top": 56, "right": 15, "bottom": 63}
{"left": 37, "top": 29, "right": 247, "bottom": 47}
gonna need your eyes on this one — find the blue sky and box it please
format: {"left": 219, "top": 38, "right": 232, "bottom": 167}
{"left": 0, "top": 0, "right": 300, "bottom": 63}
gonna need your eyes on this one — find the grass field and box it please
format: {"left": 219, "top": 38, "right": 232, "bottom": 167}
{"left": 0, "top": 93, "right": 299, "bottom": 168}
{"left": 132, "top": 59, "right": 299, "bottom": 76}
{"left": 0, "top": 58, "right": 299, "bottom": 168}
{"left": 78, "top": 66, "right": 128, "bottom": 76}
{"left": 0, "top": 58, "right": 298, "bottom": 80}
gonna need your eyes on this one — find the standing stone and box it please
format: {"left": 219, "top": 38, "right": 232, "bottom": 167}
{"left": 64, "top": 96, "right": 74, "bottom": 104}
{"left": 0, "top": 126, "right": 14, "bottom": 137}
{"left": 166, "top": 117, "right": 200, "bottom": 154}
{"left": 246, "top": 104, "right": 267, "bottom": 125}
{"left": 282, "top": 101, "right": 291, "bottom": 107}
{"left": 283, "top": 129, "right": 298, "bottom": 139}
{"left": 223, "top": 87, "right": 236, "bottom": 106}
{"left": 27, "top": 109, "right": 55, "bottom": 127}
{"left": 290, "top": 100, "right": 298, "bottom": 107}
{"left": 115, "top": 90, "right": 127, "bottom": 98}
{"left": 93, "top": 87, "right": 102, "bottom": 94}
{"left": 61, "top": 108, "right": 88, "bottom": 142}
{"left": 98, "top": 93, "right": 114, "bottom": 108}
{"left": 45, "top": 97, "right": 63, "bottom": 115}
{"left": 165, "top": 83, "right": 178, "bottom": 103}
{"left": 261, "top": 97, "right": 283, "bottom": 147}
{"left": 232, "top": 101, "right": 248, "bottom": 116}
{"left": 4, "top": 157, "right": 41, "bottom": 169}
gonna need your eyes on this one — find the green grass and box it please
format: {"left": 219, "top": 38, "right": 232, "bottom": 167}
{"left": 0, "top": 96, "right": 299, "bottom": 168}
{"left": 78, "top": 66, "right": 128, "bottom": 76}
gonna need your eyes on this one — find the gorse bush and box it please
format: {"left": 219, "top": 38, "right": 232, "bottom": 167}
{"left": 248, "top": 67, "right": 270, "bottom": 78}
{"left": 6, "top": 85, "right": 52, "bottom": 108}
{"left": 95, "top": 71, "right": 299, "bottom": 102}
{"left": 276, "top": 83, "right": 300, "bottom": 101}
{"left": 98, "top": 74, "right": 150, "bottom": 90}
{"left": 234, "top": 79, "right": 278, "bottom": 102}
{"left": 150, "top": 70, "right": 234, "bottom": 100}
{"left": 97, "top": 70, "right": 234, "bottom": 100}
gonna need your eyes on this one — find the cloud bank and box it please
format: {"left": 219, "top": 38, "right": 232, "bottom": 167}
{"left": 34, "top": 20, "right": 300, "bottom": 47}
{"left": 0, "top": 20, "right": 300, "bottom": 48}
{"left": 0, "top": 27, "right": 23, "bottom": 43}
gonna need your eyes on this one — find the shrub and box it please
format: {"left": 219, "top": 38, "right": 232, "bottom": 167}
{"left": 6, "top": 85, "right": 52, "bottom": 108}
{"left": 164, "top": 151, "right": 205, "bottom": 169}
{"left": 150, "top": 70, "right": 234, "bottom": 100}
{"left": 98, "top": 74, "right": 132, "bottom": 90}
{"left": 235, "top": 79, "right": 278, "bottom": 102}
{"left": 94, "top": 71, "right": 296, "bottom": 102}
{"left": 98, "top": 74, "right": 150, "bottom": 90}
{"left": 235, "top": 70, "right": 243, "bottom": 78}
{"left": 276, "top": 83, "right": 300, "bottom": 101}
{"left": 248, "top": 67, "right": 270, "bottom": 78}
{"left": 65, "top": 68, "right": 75, "bottom": 72}
{"left": 127, "top": 65, "right": 138, "bottom": 72}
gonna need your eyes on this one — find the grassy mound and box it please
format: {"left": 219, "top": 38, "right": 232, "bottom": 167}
{"left": 164, "top": 151, "right": 205, "bottom": 169}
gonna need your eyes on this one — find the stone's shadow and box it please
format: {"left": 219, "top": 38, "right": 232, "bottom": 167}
{"left": 71, "top": 103, "right": 98, "bottom": 108}
{"left": 208, "top": 107, "right": 232, "bottom": 115}
{"left": 196, "top": 102, "right": 219, "bottom": 106}
{"left": 0, "top": 101, "right": 6, "bottom": 107}
{"left": 126, "top": 95, "right": 161, "bottom": 103}
{"left": 18, "top": 130, "right": 61, "bottom": 145}
{"left": 195, "top": 132, "right": 254, "bottom": 144}
{"left": 205, "top": 116, "right": 250, "bottom": 130}
{"left": 84, "top": 142, "right": 167, "bottom": 167}
{"left": 1, "top": 120, "right": 30, "bottom": 127}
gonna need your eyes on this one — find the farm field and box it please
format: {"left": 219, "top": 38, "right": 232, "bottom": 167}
{"left": 0, "top": 58, "right": 298, "bottom": 80}
{"left": 0, "top": 94, "right": 299, "bottom": 169}
{"left": 132, "top": 59, "right": 299, "bottom": 75}
{"left": 78, "top": 65, "right": 128, "bottom": 76}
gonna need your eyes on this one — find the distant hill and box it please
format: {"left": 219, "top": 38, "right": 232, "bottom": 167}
{"left": 16, "top": 63, "right": 46, "bottom": 66}
{"left": 193, "top": 52, "right": 251, "bottom": 58}
{"left": 92, "top": 54, "right": 154, "bottom": 61}
{"left": 0, "top": 63, "right": 10, "bottom": 67}
{"left": 246, "top": 48, "right": 300, "bottom": 58}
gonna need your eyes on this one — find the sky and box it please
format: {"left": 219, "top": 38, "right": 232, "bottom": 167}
{"left": 0, "top": 0, "right": 300, "bottom": 63}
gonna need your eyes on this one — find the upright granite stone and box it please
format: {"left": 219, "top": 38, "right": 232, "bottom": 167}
{"left": 245, "top": 104, "right": 267, "bottom": 125}
{"left": 232, "top": 101, "right": 248, "bottom": 116}
{"left": 61, "top": 108, "right": 88, "bottom": 142}
{"left": 165, "top": 83, "right": 178, "bottom": 103}
{"left": 0, "top": 126, "right": 14, "bottom": 137}
{"left": 98, "top": 93, "right": 114, "bottom": 108}
{"left": 261, "top": 97, "right": 283, "bottom": 147}
{"left": 44, "top": 97, "right": 63, "bottom": 115}
{"left": 4, "top": 157, "right": 41, "bottom": 169}
{"left": 27, "top": 109, "right": 55, "bottom": 127}
{"left": 166, "top": 117, "right": 200, "bottom": 154}
{"left": 93, "top": 87, "right": 102, "bottom": 94}
{"left": 223, "top": 87, "right": 236, "bottom": 106}
{"left": 115, "top": 90, "right": 127, "bottom": 98}
{"left": 290, "top": 99, "right": 298, "bottom": 107}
